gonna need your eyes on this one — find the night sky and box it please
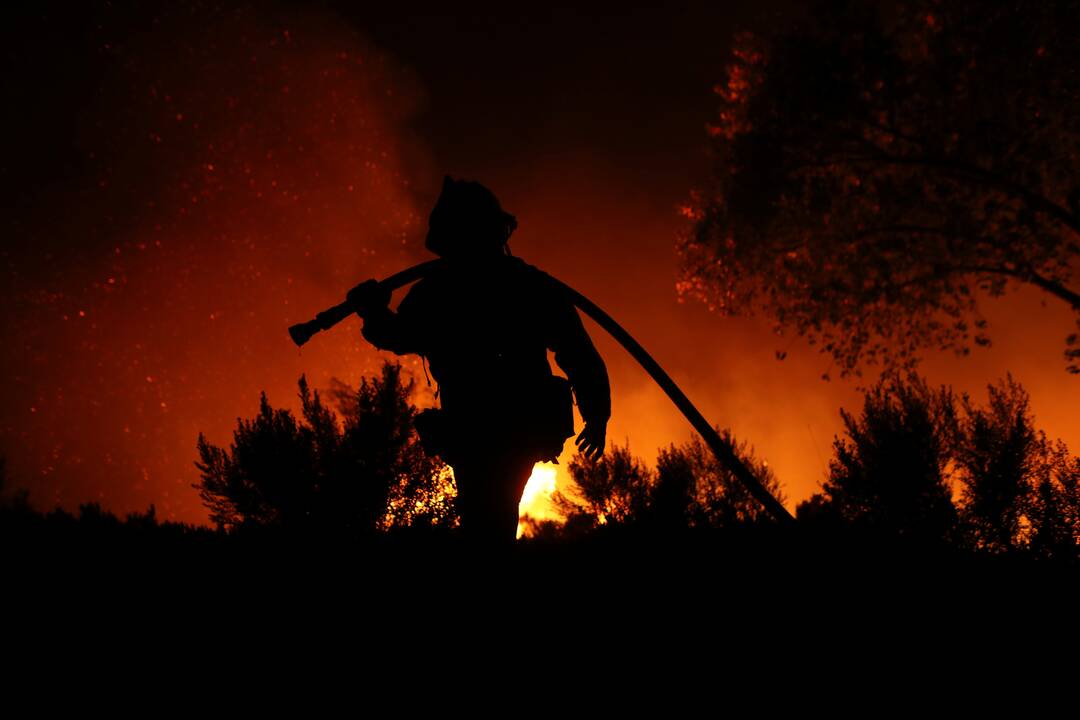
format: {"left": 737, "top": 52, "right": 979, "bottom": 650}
{"left": 4, "top": 0, "right": 1077, "bottom": 524}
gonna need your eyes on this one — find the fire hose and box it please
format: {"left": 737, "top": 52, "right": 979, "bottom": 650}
{"left": 288, "top": 259, "right": 794, "bottom": 524}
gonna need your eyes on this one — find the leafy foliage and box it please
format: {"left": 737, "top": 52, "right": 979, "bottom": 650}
{"left": 799, "top": 372, "right": 1080, "bottom": 558}
{"left": 555, "top": 443, "right": 654, "bottom": 529}
{"left": 554, "top": 432, "right": 785, "bottom": 531}
{"left": 657, "top": 430, "right": 785, "bottom": 527}
{"left": 954, "top": 375, "right": 1042, "bottom": 551}
{"left": 817, "top": 374, "right": 959, "bottom": 541}
{"left": 194, "top": 362, "right": 454, "bottom": 534}
{"left": 679, "top": 0, "right": 1080, "bottom": 376}
{"left": 1026, "top": 446, "right": 1080, "bottom": 559}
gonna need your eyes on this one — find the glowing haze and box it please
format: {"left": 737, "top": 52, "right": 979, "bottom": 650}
{"left": 3, "top": 3, "right": 1077, "bottom": 526}
{"left": 3, "top": 6, "right": 432, "bottom": 519}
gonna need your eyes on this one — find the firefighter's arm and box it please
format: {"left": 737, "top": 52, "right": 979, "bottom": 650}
{"left": 349, "top": 280, "right": 424, "bottom": 356}
{"left": 550, "top": 300, "right": 611, "bottom": 460}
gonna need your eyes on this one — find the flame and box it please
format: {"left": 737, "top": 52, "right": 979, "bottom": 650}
{"left": 516, "top": 463, "right": 559, "bottom": 539}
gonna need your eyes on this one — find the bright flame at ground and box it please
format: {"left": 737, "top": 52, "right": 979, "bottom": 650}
{"left": 517, "top": 463, "right": 559, "bottom": 539}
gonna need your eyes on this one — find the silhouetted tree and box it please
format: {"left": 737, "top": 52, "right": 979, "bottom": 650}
{"left": 553, "top": 432, "right": 784, "bottom": 532}
{"left": 553, "top": 443, "right": 654, "bottom": 530}
{"left": 1025, "top": 441, "right": 1080, "bottom": 561}
{"left": 954, "top": 375, "right": 1041, "bottom": 552}
{"left": 679, "top": 0, "right": 1080, "bottom": 376}
{"left": 324, "top": 369, "right": 455, "bottom": 530}
{"left": 808, "top": 374, "right": 959, "bottom": 541}
{"left": 194, "top": 361, "right": 454, "bottom": 534}
{"left": 657, "top": 429, "right": 785, "bottom": 528}
{"left": 800, "top": 372, "right": 1080, "bottom": 555}
{"left": 950, "top": 374, "right": 1080, "bottom": 557}
{"left": 649, "top": 443, "right": 695, "bottom": 530}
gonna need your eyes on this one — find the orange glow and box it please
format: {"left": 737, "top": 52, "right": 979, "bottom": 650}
{"left": 4, "top": 5, "right": 1078, "bottom": 532}
{"left": 516, "top": 463, "right": 559, "bottom": 538}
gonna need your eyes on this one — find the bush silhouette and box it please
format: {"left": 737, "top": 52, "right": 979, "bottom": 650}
{"left": 799, "top": 372, "right": 1080, "bottom": 558}
{"left": 194, "top": 361, "right": 454, "bottom": 535}
{"left": 657, "top": 430, "right": 784, "bottom": 528}
{"left": 806, "top": 374, "right": 959, "bottom": 543}
{"left": 554, "top": 443, "right": 654, "bottom": 530}
{"left": 955, "top": 375, "right": 1042, "bottom": 552}
{"left": 1026, "top": 447, "right": 1080, "bottom": 560}
{"left": 553, "top": 430, "right": 784, "bottom": 533}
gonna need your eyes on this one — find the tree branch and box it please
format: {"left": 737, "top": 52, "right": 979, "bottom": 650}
{"left": 1018, "top": 269, "right": 1080, "bottom": 311}
{"left": 951, "top": 263, "right": 1080, "bottom": 311}
{"left": 801, "top": 224, "right": 1080, "bottom": 311}
{"left": 852, "top": 153, "right": 1080, "bottom": 239}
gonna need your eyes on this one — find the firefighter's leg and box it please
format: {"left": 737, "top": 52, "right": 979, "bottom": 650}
{"left": 453, "top": 451, "right": 535, "bottom": 544}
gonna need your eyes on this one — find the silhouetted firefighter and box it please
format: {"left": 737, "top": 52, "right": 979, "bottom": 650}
{"left": 348, "top": 177, "right": 612, "bottom": 543}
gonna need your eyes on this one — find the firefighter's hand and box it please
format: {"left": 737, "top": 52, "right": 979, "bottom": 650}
{"left": 575, "top": 422, "right": 606, "bottom": 462}
{"left": 347, "top": 279, "right": 391, "bottom": 317}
